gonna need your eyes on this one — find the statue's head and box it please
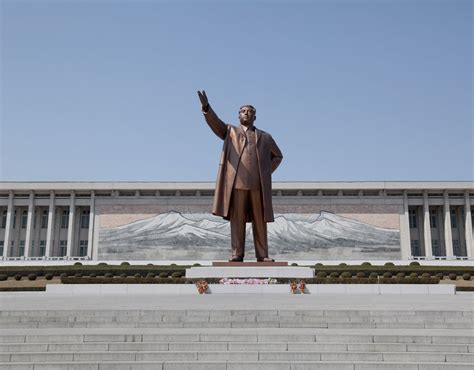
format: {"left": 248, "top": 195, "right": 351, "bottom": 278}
{"left": 239, "top": 105, "right": 256, "bottom": 126}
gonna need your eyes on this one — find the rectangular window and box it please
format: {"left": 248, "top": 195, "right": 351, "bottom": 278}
{"left": 453, "top": 240, "right": 461, "bottom": 256}
{"left": 430, "top": 210, "right": 437, "bottom": 229}
{"left": 0, "top": 241, "right": 3, "bottom": 255}
{"left": 39, "top": 240, "right": 46, "bottom": 256}
{"left": 59, "top": 240, "right": 67, "bottom": 257}
{"left": 21, "top": 211, "right": 28, "bottom": 229}
{"left": 432, "top": 239, "right": 441, "bottom": 256}
{"left": 19, "top": 240, "right": 25, "bottom": 257}
{"left": 79, "top": 240, "right": 88, "bottom": 256}
{"left": 410, "top": 240, "right": 420, "bottom": 256}
{"left": 41, "top": 210, "right": 48, "bottom": 229}
{"left": 31, "top": 240, "right": 34, "bottom": 255}
{"left": 409, "top": 209, "right": 417, "bottom": 228}
{"left": 1, "top": 211, "right": 6, "bottom": 229}
{"left": 80, "top": 210, "right": 90, "bottom": 229}
{"left": 13, "top": 210, "right": 16, "bottom": 229}
{"left": 450, "top": 210, "right": 458, "bottom": 228}
{"left": 61, "top": 210, "right": 69, "bottom": 229}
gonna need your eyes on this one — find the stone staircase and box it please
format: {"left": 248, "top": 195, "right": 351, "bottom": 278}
{"left": 0, "top": 308, "right": 472, "bottom": 369}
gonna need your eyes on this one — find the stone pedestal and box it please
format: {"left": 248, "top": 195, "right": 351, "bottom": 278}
{"left": 185, "top": 266, "right": 314, "bottom": 278}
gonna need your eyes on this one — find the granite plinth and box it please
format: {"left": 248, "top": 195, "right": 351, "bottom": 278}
{"left": 212, "top": 262, "right": 288, "bottom": 267}
{"left": 186, "top": 267, "right": 314, "bottom": 278}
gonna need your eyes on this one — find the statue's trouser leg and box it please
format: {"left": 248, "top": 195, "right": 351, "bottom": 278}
{"left": 230, "top": 189, "right": 247, "bottom": 259}
{"left": 249, "top": 189, "right": 268, "bottom": 259}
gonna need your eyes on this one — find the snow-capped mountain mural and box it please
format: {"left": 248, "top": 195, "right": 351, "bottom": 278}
{"left": 98, "top": 211, "right": 401, "bottom": 260}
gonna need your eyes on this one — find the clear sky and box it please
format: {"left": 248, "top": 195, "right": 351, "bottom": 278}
{"left": 1, "top": 0, "right": 472, "bottom": 182}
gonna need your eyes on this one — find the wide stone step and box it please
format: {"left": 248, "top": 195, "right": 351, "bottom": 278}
{"left": 2, "top": 332, "right": 473, "bottom": 344}
{"left": 1, "top": 342, "right": 471, "bottom": 353}
{"left": 0, "top": 361, "right": 473, "bottom": 370}
{"left": 3, "top": 350, "right": 474, "bottom": 363}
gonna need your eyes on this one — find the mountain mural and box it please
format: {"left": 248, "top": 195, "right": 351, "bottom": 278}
{"left": 98, "top": 211, "right": 401, "bottom": 260}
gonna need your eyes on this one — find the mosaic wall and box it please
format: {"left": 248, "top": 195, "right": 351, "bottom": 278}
{"left": 97, "top": 204, "right": 401, "bottom": 260}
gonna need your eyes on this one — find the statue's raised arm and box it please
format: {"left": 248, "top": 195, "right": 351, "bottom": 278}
{"left": 197, "top": 90, "right": 227, "bottom": 140}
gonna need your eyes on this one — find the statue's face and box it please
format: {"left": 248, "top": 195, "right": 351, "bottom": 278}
{"left": 239, "top": 106, "right": 256, "bottom": 126}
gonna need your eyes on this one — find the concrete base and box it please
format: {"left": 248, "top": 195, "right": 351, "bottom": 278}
{"left": 44, "top": 284, "right": 456, "bottom": 295}
{"left": 186, "top": 266, "right": 314, "bottom": 278}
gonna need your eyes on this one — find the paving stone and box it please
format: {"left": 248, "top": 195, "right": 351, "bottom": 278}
{"left": 136, "top": 351, "right": 197, "bottom": 361}
{"left": 163, "top": 361, "right": 225, "bottom": 370}
{"left": 229, "top": 342, "right": 287, "bottom": 351}
{"left": 287, "top": 343, "right": 347, "bottom": 352}
{"left": 197, "top": 351, "right": 258, "bottom": 361}
{"left": 226, "top": 362, "right": 290, "bottom": 370}
{"left": 0, "top": 344, "right": 48, "bottom": 353}
{"left": 290, "top": 363, "right": 354, "bottom": 370}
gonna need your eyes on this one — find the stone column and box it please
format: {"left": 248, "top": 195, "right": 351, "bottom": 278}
{"left": 400, "top": 191, "right": 411, "bottom": 259}
{"left": 87, "top": 191, "right": 95, "bottom": 260}
{"left": 444, "top": 191, "right": 454, "bottom": 258}
{"left": 465, "top": 191, "right": 473, "bottom": 258}
{"left": 66, "top": 192, "right": 76, "bottom": 258}
{"left": 44, "top": 191, "right": 55, "bottom": 258}
{"left": 423, "top": 191, "right": 433, "bottom": 258}
{"left": 2, "top": 191, "right": 14, "bottom": 259}
{"left": 24, "top": 192, "right": 35, "bottom": 258}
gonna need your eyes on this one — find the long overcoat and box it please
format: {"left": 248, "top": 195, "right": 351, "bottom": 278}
{"left": 203, "top": 106, "right": 283, "bottom": 222}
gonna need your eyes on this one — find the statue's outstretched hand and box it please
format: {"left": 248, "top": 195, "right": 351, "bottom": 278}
{"left": 197, "top": 90, "right": 209, "bottom": 111}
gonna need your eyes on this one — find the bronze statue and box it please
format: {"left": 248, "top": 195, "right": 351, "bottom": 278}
{"left": 198, "top": 90, "right": 283, "bottom": 262}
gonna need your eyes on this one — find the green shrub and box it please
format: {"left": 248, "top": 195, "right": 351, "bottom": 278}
{"left": 409, "top": 272, "right": 418, "bottom": 279}
{"left": 291, "top": 263, "right": 298, "bottom": 266}
{"left": 159, "top": 272, "right": 169, "bottom": 278}
{"left": 383, "top": 272, "right": 392, "bottom": 278}
{"left": 449, "top": 273, "right": 457, "bottom": 280}
{"left": 314, "top": 263, "right": 323, "bottom": 267}
{"left": 170, "top": 263, "right": 177, "bottom": 266}
{"left": 356, "top": 272, "right": 366, "bottom": 278}
{"left": 339, "top": 263, "right": 348, "bottom": 267}
{"left": 369, "top": 272, "right": 378, "bottom": 279}
{"left": 97, "top": 262, "right": 108, "bottom": 267}
{"left": 329, "top": 272, "right": 340, "bottom": 278}
{"left": 0, "top": 274, "right": 8, "bottom": 281}
{"left": 45, "top": 273, "right": 54, "bottom": 280}
{"left": 193, "top": 263, "right": 201, "bottom": 267}
{"left": 361, "top": 262, "right": 372, "bottom": 266}
{"left": 27, "top": 273, "right": 37, "bottom": 281}
{"left": 119, "top": 273, "right": 127, "bottom": 278}
{"left": 171, "top": 271, "right": 183, "bottom": 278}
{"left": 316, "top": 271, "right": 327, "bottom": 278}
{"left": 134, "top": 273, "right": 142, "bottom": 278}
{"left": 462, "top": 273, "right": 471, "bottom": 281}
{"left": 422, "top": 273, "right": 431, "bottom": 278}
{"left": 60, "top": 273, "right": 68, "bottom": 279}
{"left": 384, "top": 262, "right": 395, "bottom": 267}
{"left": 74, "top": 272, "right": 82, "bottom": 278}
{"left": 341, "top": 271, "right": 352, "bottom": 278}
{"left": 147, "top": 263, "right": 154, "bottom": 267}
{"left": 396, "top": 272, "right": 405, "bottom": 279}
{"left": 435, "top": 273, "right": 444, "bottom": 279}
{"left": 89, "top": 273, "right": 97, "bottom": 278}
{"left": 409, "top": 261, "right": 421, "bottom": 266}
{"left": 74, "top": 262, "right": 82, "bottom": 266}
{"left": 146, "top": 273, "right": 156, "bottom": 278}
{"left": 104, "top": 273, "right": 114, "bottom": 278}
{"left": 120, "top": 262, "right": 130, "bottom": 266}
{"left": 14, "top": 274, "right": 22, "bottom": 281}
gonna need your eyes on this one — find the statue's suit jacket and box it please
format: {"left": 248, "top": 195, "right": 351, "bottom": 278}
{"left": 203, "top": 105, "right": 283, "bottom": 222}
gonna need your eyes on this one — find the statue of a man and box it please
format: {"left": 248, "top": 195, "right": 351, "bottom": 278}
{"left": 198, "top": 90, "right": 283, "bottom": 262}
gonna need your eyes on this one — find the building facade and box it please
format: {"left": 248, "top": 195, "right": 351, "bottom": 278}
{"left": 0, "top": 181, "right": 472, "bottom": 261}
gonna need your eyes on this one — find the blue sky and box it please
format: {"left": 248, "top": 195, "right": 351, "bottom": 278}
{"left": 1, "top": 0, "right": 472, "bottom": 182}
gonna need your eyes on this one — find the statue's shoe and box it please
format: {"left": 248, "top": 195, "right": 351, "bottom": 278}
{"left": 228, "top": 257, "right": 244, "bottom": 262}
{"left": 257, "top": 257, "right": 275, "bottom": 262}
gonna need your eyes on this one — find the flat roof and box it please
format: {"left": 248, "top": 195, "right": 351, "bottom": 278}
{"left": 0, "top": 181, "right": 473, "bottom": 191}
